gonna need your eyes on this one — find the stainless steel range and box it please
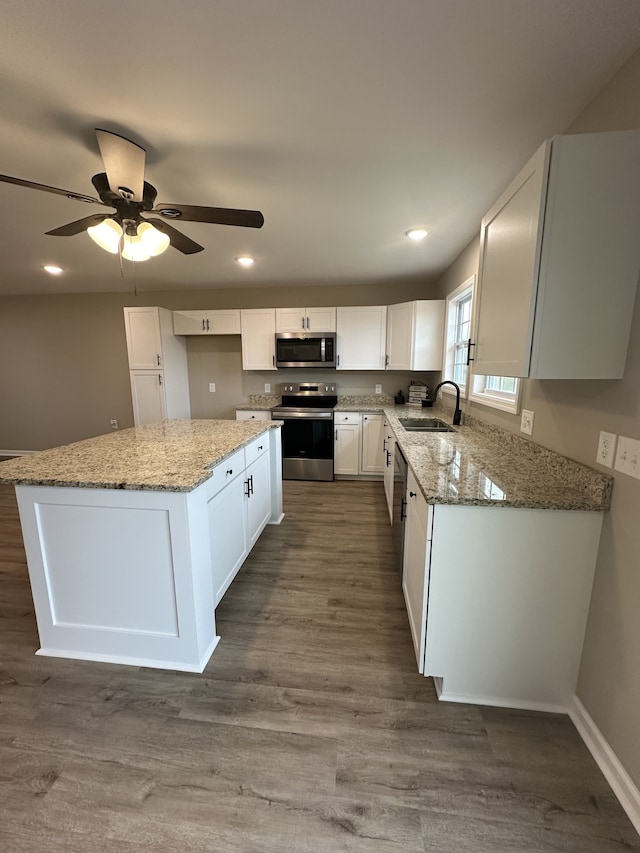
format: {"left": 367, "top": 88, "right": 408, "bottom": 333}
{"left": 271, "top": 382, "right": 337, "bottom": 481}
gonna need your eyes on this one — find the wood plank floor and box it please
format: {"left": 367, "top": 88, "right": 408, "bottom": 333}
{"left": 0, "top": 480, "right": 638, "bottom": 852}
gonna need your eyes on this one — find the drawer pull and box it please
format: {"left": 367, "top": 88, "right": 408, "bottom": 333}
{"left": 258, "top": 445, "right": 264, "bottom": 451}
{"left": 409, "top": 491, "right": 417, "bottom": 498}
{"left": 226, "top": 469, "right": 233, "bottom": 475}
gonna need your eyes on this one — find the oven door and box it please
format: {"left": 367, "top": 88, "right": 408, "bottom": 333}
{"left": 275, "top": 411, "right": 334, "bottom": 481}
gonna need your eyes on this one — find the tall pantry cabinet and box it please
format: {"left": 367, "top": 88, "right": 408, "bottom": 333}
{"left": 123, "top": 307, "right": 191, "bottom": 426}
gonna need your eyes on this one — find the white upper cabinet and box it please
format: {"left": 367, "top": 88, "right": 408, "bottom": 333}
{"left": 473, "top": 129, "right": 640, "bottom": 379}
{"left": 386, "top": 301, "right": 445, "bottom": 371}
{"left": 173, "top": 310, "right": 241, "bottom": 335}
{"left": 275, "top": 307, "right": 336, "bottom": 333}
{"left": 124, "top": 306, "right": 164, "bottom": 369}
{"left": 240, "top": 308, "right": 277, "bottom": 370}
{"left": 336, "top": 306, "right": 387, "bottom": 370}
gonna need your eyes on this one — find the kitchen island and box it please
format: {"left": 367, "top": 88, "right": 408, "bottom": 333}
{"left": 0, "top": 419, "right": 283, "bottom": 673}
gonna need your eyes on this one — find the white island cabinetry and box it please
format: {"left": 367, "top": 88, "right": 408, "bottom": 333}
{"left": 10, "top": 422, "right": 283, "bottom": 674}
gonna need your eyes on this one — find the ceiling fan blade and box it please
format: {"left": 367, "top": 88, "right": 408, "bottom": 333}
{"left": 95, "top": 129, "right": 145, "bottom": 203}
{"left": 45, "top": 214, "right": 110, "bottom": 237}
{"left": 145, "top": 218, "right": 204, "bottom": 254}
{"left": 153, "top": 203, "right": 264, "bottom": 229}
{"left": 0, "top": 173, "right": 103, "bottom": 205}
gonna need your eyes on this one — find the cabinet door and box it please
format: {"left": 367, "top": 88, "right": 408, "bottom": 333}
{"left": 129, "top": 370, "right": 166, "bottom": 426}
{"left": 334, "top": 421, "right": 360, "bottom": 475}
{"left": 402, "top": 473, "right": 432, "bottom": 674}
{"left": 473, "top": 143, "right": 549, "bottom": 377}
{"left": 336, "top": 306, "right": 387, "bottom": 370}
{"left": 124, "top": 307, "right": 163, "bottom": 369}
{"left": 275, "top": 308, "right": 306, "bottom": 332}
{"left": 360, "top": 414, "right": 385, "bottom": 474}
{"left": 245, "top": 451, "right": 271, "bottom": 548}
{"left": 173, "top": 311, "right": 208, "bottom": 335}
{"left": 240, "top": 309, "right": 277, "bottom": 370}
{"left": 208, "top": 474, "right": 248, "bottom": 605}
{"left": 306, "top": 307, "right": 336, "bottom": 332}
{"left": 386, "top": 303, "right": 413, "bottom": 370}
{"left": 207, "top": 310, "right": 241, "bottom": 335}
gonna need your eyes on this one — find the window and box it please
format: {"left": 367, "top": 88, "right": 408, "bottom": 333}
{"left": 444, "top": 274, "right": 521, "bottom": 415}
{"left": 443, "top": 276, "right": 474, "bottom": 395}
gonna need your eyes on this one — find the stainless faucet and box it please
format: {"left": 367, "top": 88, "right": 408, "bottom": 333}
{"left": 432, "top": 381, "right": 462, "bottom": 425}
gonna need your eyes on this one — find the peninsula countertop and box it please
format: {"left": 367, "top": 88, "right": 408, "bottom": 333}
{"left": 0, "top": 419, "right": 282, "bottom": 493}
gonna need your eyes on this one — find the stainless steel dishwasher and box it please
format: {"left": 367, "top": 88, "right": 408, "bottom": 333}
{"left": 392, "top": 443, "right": 408, "bottom": 576}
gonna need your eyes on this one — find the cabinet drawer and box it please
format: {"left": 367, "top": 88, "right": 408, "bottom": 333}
{"left": 334, "top": 412, "right": 361, "bottom": 425}
{"left": 236, "top": 410, "right": 271, "bottom": 421}
{"left": 205, "top": 448, "right": 244, "bottom": 499}
{"left": 244, "top": 433, "right": 270, "bottom": 467}
{"left": 407, "top": 469, "right": 431, "bottom": 534}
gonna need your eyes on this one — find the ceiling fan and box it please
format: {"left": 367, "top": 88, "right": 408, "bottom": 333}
{"left": 0, "top": 128, "right": 264, "bottom": 260}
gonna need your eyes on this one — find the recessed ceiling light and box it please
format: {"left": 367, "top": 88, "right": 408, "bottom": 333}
{"left": 406, "top": 228, "right": 429, "bottom": 241}
{"left": 236, "top": 256, "right": 255, "bottom": 267}
{"left": 43, "top": 264, "right": 64, "bottom": 275}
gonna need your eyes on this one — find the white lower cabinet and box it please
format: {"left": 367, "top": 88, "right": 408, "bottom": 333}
{"left": 401, "top": 473, "right": 604, "bottom": 712}
{"left": 402, "top": 470, "right": 432, "bottom": 675}
{"left": 360, "top": 414, "right": 385, "bottom": 474}
{"left": 334, "top": 413, "right": 361, "bottom": 475}
{"left": 129, "top": 370, "right": 167, "bottom": 425}
{"left": 207, "top": 437, "right": 271, "bottom": 606}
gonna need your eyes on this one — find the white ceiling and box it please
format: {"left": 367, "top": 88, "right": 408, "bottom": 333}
{"left": 1, "top": 0, "right": 640, "bottom": 296}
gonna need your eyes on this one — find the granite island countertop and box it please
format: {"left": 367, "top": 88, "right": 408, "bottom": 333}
{"left": 384, "top": 406, "right": 612, "bottom": 512}
{"left": 0, "top": 419, "right": 281, "bottom": 493}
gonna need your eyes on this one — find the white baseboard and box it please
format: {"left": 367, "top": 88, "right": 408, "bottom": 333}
{"left": 570, "top": 695, "right": 640, "bottom": 836}
{"left": 0, "top": 449, "right": 36, "bottom": 457}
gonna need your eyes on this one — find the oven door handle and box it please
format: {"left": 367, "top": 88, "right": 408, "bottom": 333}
{"left": 272, "top": 411, "right": 334, "bottom": 419}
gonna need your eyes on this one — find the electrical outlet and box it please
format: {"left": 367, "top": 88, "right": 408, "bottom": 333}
{"left": 520, "top": 409, "right": 534, "bottom": 435}
{"left": 264, "top": 383, "right": 271, "bottom": 393}
{"left": 209, "top": 383, "right": 216, "bottom": 393}
{"left": 110, "top": 419, "right": 118, "bottom": 430}
{"left": 375, "top": 384, "right": 382, "bottom": 394}
{"left": 615, "top": 436, "right": 640, "bottom": 479}
{"left": 596, "top": 431, "right": 616, "bottom": 467}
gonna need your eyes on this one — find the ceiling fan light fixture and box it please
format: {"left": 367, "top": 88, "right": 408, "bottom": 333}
{"left": 87, "top": 217, "right": 123, "bottom": 253}
{"left": 137, "top": 222, "right": 170, "bottom": 257}
{"left": 121, "top": 233, "right": 152, "bottom": 263}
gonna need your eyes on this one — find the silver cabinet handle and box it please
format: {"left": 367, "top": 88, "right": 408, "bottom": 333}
{"left": 202, "top": 318, "right": 206, "bottom": 331}
{"left": 158, "top": 373, "right": 163, "bottom": 386}
{"left": 156, "top": 354, "right": 161, "bottom": 366}
{"left": 306, "top": 316, "right": 310, "bottom": 329}
{"left": 385, "top": 354, "right": 389, "bottom": 367}
{"left": 302, "top": 316, "right": 305, "bottom": 329}
{"left": 206, "top": 318, "right": 211, "bottom": 331}
{"left": 272, "top": 354, "right": 275, "bottom": 367}
{"left": 337, "top": 354, "right": 340, "bottom": 367}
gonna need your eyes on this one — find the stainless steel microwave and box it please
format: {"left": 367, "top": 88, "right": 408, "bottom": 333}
{"left": 275, "top": 333, "right": 336, "bottom": 368}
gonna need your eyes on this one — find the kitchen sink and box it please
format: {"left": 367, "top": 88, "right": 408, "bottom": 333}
{"left": 398, "top": 417, "right": 455, "bottom": 432}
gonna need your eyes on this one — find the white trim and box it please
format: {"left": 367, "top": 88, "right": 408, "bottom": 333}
{"left": 570, "top": 695, "right": 640, "bottom": 836}
{"left": 0, "top": 449, "right": 37, "bottom": 457}
{"left": 35, "top": 635, "right": 220, "bottom": 673}
{"left": 469, "top": 377, "right": 522, "bottom": 414}
{"left": 442, "top": 274, "right": 475, "bottom": 395}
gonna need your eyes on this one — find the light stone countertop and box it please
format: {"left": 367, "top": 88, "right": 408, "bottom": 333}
{"left": 0, "top": 419, "right": 281, "bottom": 493}
{"left": 383, "top": 406, "right": 612, "bottom": 512}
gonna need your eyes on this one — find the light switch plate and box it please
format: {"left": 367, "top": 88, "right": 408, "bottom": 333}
{"left": 209, "top": 383, "right": 216, "bottom": 393}
{"left": 614, "top": 436, "right": 640, "bottom": 479}
{"left": 520, "top": 409, "right": 534, "bottom": 435}
{"left": 264, "top": 383, "right": 271, "bottom": 393}
{"left": 375, "top": 384, "right": 382, "bottom": 394}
